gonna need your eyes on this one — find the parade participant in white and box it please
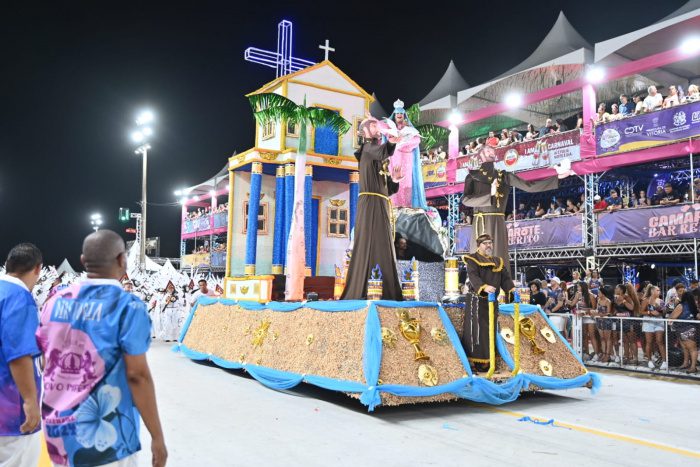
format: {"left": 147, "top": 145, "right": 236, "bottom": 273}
{"left": 149, "top": 280, "right": 185, "bottom": 342}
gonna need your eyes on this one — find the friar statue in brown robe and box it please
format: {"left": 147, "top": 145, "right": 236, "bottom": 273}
{"left": 341, "top": 116, "right": 404, "bottom": 300}
{"left": 462, "top": 145, "right": 572, "bottom": 262}
{"left": 462, "top": 233, "right": 515, "bottom": 365}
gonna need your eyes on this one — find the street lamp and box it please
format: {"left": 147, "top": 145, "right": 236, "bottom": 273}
{"left": 131, "top": 109, "right": 155, "bottom": 270}
{"left": 90, "top": 213, "right": 103, "bottom": 232}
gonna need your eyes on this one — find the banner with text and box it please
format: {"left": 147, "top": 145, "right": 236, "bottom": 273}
{"left": 598, "top": 204, "right": 700, "bottom": 244}
{"left": 596, "top": 100, "right": 700, "bottom": 155}
{"left": 455, "top": 130, "right": 581, "bottom": 183}
{"left": 454, "top": 214, "right": 583, "bottom": 253}
{"left": 422, "top": 161, "right": 448, "bottom": 188}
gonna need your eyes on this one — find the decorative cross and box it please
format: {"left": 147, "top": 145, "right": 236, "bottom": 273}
{"left": 244, "top": 20, "right": 316, "bottom": 78}
{"left": 319, "top": 39, "right": 335, "bottom": 61}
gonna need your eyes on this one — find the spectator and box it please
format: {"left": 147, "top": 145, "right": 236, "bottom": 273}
{"left": 595, "top": 285, "right": 615, "bottom": 364}
{"left": 529, "top": 280, "right": 547, "bottom": 307}
{"left": 593, "top": 195, "right": 608, "bottom": 212}
{"left": 641, "top": 284, "right": 667, "bottom": 370}
{"left": 539, "top": 118, "right": 554, "bottom": 138}
{"left": 689, "top": 177, "right": 700, "bottom": 202}
{"left": 36, "top": 230, "right": 167, "bottom": 467}
{"left": 575, "top": 113, "right": 583, "bottom": 130}
{"left": 643, "top": 85, "right": 663, "bottom": 112}
{"left": 637, "top": 190, "right": 649, "bottom": 207}
{"left": 533, "top": 202, "right": 546, "bottom": 218}
{"left": 571, "top": 270, "right": 582, "bottom": 284}
{"left": 564, "top": 198, "right": 579, "bottom": 214}
{"left": 569, "top": 281, "right": 599, "bottom": 361}
{"left": 0, "top": 244, "right": 43, "bottom": 466}
{"left": 605, "top": 189, "right": 623, "bottom": 211}
{"left": 122, "top": 279, "right": 134, "bottom": 293}
{"left": 486, "top": 131, "right": 499, "bottom": 147}
{"left": 525, "top": 204, "right": 536, "bottom": 219}
{"left": 628, "top": 192, "right": 639, "bottom": 208}
{"left": 670, "top": 290, "right": 698, "bottom": 373}
{"left": 436, "top": 146, "right": 447, "bottom": 160}
{"left": 497, "top": 129, "right": 511, "bottom": 147}
{"left": 593, "top": 103, "right": 609, "bottom": 124}
{"left": 544, "top": 277, "right": 565, "bottom": 314}
{"left": 459, "top": 211, "right": 467, "bottom": 223}
{"left": 555, "top": 119, "right": 568, "bottom": 132}
{"left": 651, "top": 185, "right": 665, "bottom": 205}
{"left": 665, "top": 279, "right": 684, "bottom": 306}
{"left": 619, "top": 94, "right": 634, "bottom": 115}
{"left": 608, "top": 103, "right": 621, "bottom": 121}
{"left": 577, "top": 192, "right": 586, "bottom": 210}
{"left": 633, "top": 95, "right": 644, "bottom": 115}
{"left": 684, "top": 84, "right": 699, "bottom": 103}
{"left": 614, "top": 283, "right": 641, "bottom": 366}
{"left": 659, "top": 182, "right": 680, "bottom": 205}
{"left": 585, "top": 269, "right": 603, "bottom": 295}
{"left": 524, "top": 123, "right": 538, "bottom": 141}
{"left": 544, "top": 201, "right": 563, "bottom": 217}
{"left": 515, "top": 202, "right": 528, "bottom": 219}
{"left": 663, "top": 85, "right": 679, "bottom": 108}
{"left": 510, "top": 129, "right": 523, "bottom": 143}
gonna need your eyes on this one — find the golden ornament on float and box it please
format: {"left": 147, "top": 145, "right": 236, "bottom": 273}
{"left": 519, "top": 317, "right": 545, "bottom": 355}
{"left": 430, "top": 327, "right": 448, "bottom": 345}
{"left": 500, "top": 327, "right": 515, "bottom": 345}
{"left": 251, "top": 320, "right": 271, "bottom": 348}
{"left": 418, "top": 364, "right": 439, "bottom": 386}
{"left": 539, "top": 359, "right": 553, "bottom": 376}
{"left": 398, "top": 310, "right": 429, "bottom": 361}
{"left": 381, "top": 327, "right": 398, "bottom": 348}
{"left": 306, "top": 334, "right": 314, "bottom": 346}
{"left": 540, "top": 326, "right": 556, "bottom": 343}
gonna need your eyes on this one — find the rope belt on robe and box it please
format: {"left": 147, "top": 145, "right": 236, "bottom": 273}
{"left": 359, "top": 192, "right": 395, "bottom": 240}
{"left": 473, "top": 212, "right": 505, "bottom": 237}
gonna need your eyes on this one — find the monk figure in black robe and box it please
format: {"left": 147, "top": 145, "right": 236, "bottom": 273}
{"left": 462, "top": 146, "right": 572, "bottom": 262}
{"left": 462, "top": 233, "right": 515, "bottom": 366}
{"left": 341, "top": 117, "right": 404, "bottom": 300}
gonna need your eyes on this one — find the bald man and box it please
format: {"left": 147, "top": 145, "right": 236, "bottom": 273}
{"left": 36, "top": 230, "right": 167, "bottom": 467}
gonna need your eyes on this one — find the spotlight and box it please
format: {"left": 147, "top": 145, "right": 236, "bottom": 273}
{"left": 193, "top": 196, "right": 200, "bottom": 202}
{"left": 174, "top": 190, "right": 182, "bottom": 196}
{"left": 142, "top": 127, "right": 153, "bottom": 137}
{"left": 504, "top": 93, "right": 523, "bottom": 108}
{"left": 586, "top": 67, "right": 606, "bottom": 84}
{"left": 136, "top": 110, "right": 155, "bottom": 125}
{"left": 680, "top": 37, "right": 700, "bottom": 54}
{"left": 210, "top": 190, "right": 216, "bottom": 197}
{"left": 651, "top": 264, "right": 656, "bottom": 269}
{"left": 131, "top": 131, "right": 144, "bottom": 143}
{"left": 448, "top": 110, "right": 462, "bottom": 126}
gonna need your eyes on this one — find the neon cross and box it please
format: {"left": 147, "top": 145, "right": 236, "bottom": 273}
{"left": 244, "top": 20, "right": 316, "bottom": 78}
{"left": 319, "top": 39, "right": 335, "bottom": 61}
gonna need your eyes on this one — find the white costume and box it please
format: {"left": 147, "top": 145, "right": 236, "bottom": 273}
{"left": 149, "top": 282, "right": 186, "bottom": 341}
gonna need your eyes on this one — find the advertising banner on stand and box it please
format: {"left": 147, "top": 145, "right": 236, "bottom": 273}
{"left": 596, "top": 101, "right": 700, "bottom": 155}
{"left": 422, "top": 161, "right": 448, "bottom": 188}
{"left": 455, "top": 130, "right": 581, "bottom": 183}
{"left": 598, "top": 204, "right": 700, "bottom": 244}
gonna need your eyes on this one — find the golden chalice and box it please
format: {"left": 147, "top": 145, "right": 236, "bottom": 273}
{"left": 519, "top": 317, "right": 545, "bottom": 355}
{"left": 398, "top": 311, "right": 430, "bottom": 361}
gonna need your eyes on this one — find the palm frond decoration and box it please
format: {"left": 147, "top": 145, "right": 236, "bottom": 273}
{"left": 307, "top": 107, "right": 352, "bottom": 135}
{"left": 416, "top": 124, "right": 450, "bottom": 150}
{"left": 406, "top": 103, "right": 421, "bottom": 126}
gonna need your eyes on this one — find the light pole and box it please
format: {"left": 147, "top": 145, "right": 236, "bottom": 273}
{"left": 90, "top": 213, "right": 103, "bottom": 232}
{"left": 131, "top": 110, "right": 155, "bottom": 270}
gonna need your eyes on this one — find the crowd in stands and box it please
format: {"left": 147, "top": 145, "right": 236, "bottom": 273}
{"left": 185, "top": 202, "right": 229, "bottom": 220}
{"left": 529, "top": 270, "right": 699, "bottom": 373}
{"left": 593, "top": 84, "right": 700, "bottom": 125}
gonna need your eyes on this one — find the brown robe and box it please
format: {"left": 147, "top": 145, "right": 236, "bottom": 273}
{"left": 461, "top": 251, "right": 515, "bottom": 362}
{"left": 341, "top": 139, "right": 403, "bottom": 301}
{"left": 462, "top": 162, "right": 559, "bottom": 262}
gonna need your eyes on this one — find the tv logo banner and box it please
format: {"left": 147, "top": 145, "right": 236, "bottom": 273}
{"left": 598, "top": 204, "right": 700, "bottom": 244}
{"left": 596, "top": 100, "right": 700, "bottom": 156}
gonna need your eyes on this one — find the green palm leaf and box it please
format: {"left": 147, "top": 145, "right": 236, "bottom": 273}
{"left": 248, "top": 93, "right": 300, "bottom": 125}
{"left": 406, "top": 103, "right": 421, "bottom": 126}
{"left": 416, "top": 124, "right": 449, "bottom": 150}
{"left": 307, "top": 107, "right": 352, "bottom": 135}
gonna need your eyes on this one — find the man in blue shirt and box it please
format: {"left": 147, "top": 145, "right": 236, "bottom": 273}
{"left": 619, "top": 95, "right": 634, "bottom": 115}
{"left": 0, "top": 243, "right": 43, "bottom": 467}
{"left": 605, "top": 189, "right": 623, "bottom": 211}
{"left": 37, "top": 230, "right": 167, "bottom": 467}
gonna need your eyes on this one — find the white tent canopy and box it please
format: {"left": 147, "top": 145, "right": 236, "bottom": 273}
{"left": 56, "top": 258, "right": 77, "bottom": 276}
{"left": 419, "top": 60, "right": 469, "bottom": 110}
{"left": 181, "top": 164, "right": 229, "bottom": 198}
{"left": 126, "top": 241, "right": 162, "bottom": 274}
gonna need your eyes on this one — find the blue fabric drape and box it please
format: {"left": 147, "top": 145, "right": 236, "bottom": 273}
{"left": 283, "top": 167, "right": 294, "bottom": 267}
{"left": 304, "top": 173, "right": 313, "bottom": 274}
{"left": 244, "top": 170, "right": 263, "bottom": 267}
{"left": 177, "top": 299, "right": 599, "bottom": 411}
{"left": 349, "top": 176, "right": 358, "bottom": 232}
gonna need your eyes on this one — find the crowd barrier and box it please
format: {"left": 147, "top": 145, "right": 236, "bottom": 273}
{"left": 546, "top": 312, "right": 700, "bottom": 379}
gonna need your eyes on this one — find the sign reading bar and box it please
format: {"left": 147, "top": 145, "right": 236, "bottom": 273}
{"left": 454, "top": 214, "right": 583, "bottom": 253}
{"left": 598, "top": 204, "right": 700, "bottom": 244}
{"left": 595, "top": 100, "right": 700, "bottom": 156}
{"left": 455, "top": 130, "right": 581, "bottom": 183}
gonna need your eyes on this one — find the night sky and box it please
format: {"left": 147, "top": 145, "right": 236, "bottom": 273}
{"left": 0, "top": 0, "right": 686, "bottom": 267}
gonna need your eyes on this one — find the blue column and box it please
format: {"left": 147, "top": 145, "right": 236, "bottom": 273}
{"left": 304, "top": 165, "right": 313, "bottom": 276}
{"left": 349, "top": 171, "right": 359, "bottom": 233}
{"left": 244, "top": 162, "right": 263, "bottom": 276}
{"left": 283, "top": 163, "right": 295, "bottom": 270}
{"left": 272, "top": 165, "right": 285, "bottom": 275}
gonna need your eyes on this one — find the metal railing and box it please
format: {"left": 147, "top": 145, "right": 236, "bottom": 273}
{"left": 545, "top": 312, "right": 699, "bottom": 379}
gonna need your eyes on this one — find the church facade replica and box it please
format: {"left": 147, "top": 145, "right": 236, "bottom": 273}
{"left": 223, "top": 61, "right": 369, "bottom": 301}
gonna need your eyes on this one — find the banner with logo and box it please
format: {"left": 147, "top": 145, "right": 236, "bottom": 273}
{"left": 598, "top": 204, "right": 700, "bottom": 244}
{"left": 596, "top": 100, "right": 700, "bottom": 156}
{"left": 454, "top": 214, "right": 583, "bottom": 253}
{"left": 455, "top": 130, "right": 581, "bottom": 183}
{"left": 422, "top": 161, "right": 448, "bottom": 188}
